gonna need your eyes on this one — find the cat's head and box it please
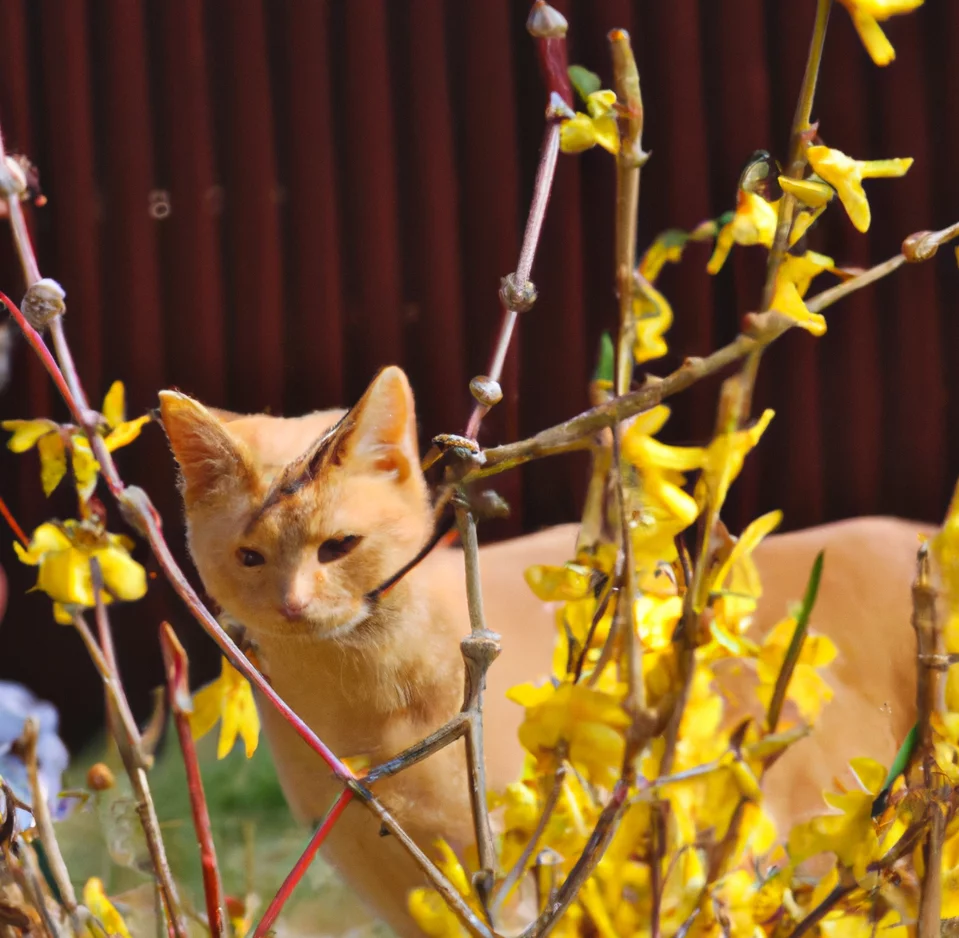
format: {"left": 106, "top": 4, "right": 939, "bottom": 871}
{"left": 159, "top": 366, "right": 432, "bottom": 644}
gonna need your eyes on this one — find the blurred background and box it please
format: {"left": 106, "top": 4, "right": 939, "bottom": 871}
{"left": 0, "top": 0, "right": 956, "bottom": 751}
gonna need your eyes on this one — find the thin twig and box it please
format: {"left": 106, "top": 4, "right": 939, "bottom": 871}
{"left": 364, "top": 714, "right": 469, "bottom": 784}
{"left": 86, "top": 566, "right": 188, "bottom": 938}
{"left": 520, "top": 780, "right": 630, "bottom": 938}
{"left": 463, "top": 1, "right": 568, "bottom": 440}
{"left": 786, "top": 881, "right": 855, "bottom": 938}
{"left": 160, "top": 624, "right": 226, "bottom": 938}
{"left": 490, "top": 763, "right": 566, "bottom": 916}
{"left": 760, "top": 0, "right": 832, "bottom": 312}
{"left": 607, "top": 26, "right": 649, "bottom": 767}
{"left": 11, "top": 839, "right": 65, "bottom": 938}
{"left": 455, "top": 504, "right": 501, "bottom": 908}
{"left": 252, "top": 789, "right": 354, "bottom": 938}
{"left": 0, "top": 491, "right": 29, "bottom": 546}
{"left": 19, "top": 719, "right": 82, "bottom": 934}
{"left": 912, "top": 544, "right": 944, "bottom": 938}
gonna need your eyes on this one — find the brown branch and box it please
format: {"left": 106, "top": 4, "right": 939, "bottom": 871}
{"left": 760, "top": 0, "right": 832, "bottom": 311}
{"left": 912, "top": 544, "right": 945, "bottom": 938}
{"left": 455, "top": 504, "right": 502, "bottom": 911}
{"left": 521, "top": 780, "right": 630, "bottom": 938}
{"left": 85, "top": 565, "right": 188, "bottom": 938}
{"left": 465, "top": 225, "right": 959, "bottom": 485}
{"left": 160, "top": 624, "right": 226, "bottom": 938}
{"left": 19, "top": 720, "right": 83, "bottom": 934}
{"left": 490, "top": 762, "right": 566, "bottom": 917}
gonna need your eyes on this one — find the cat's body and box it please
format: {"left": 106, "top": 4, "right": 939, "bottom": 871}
{"left": 160, "top": 368, "right": 926, "bottom": 938}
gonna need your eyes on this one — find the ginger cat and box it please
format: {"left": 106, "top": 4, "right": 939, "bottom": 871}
{"left": 160, "top": 367, "right": 926, "bottom": 937}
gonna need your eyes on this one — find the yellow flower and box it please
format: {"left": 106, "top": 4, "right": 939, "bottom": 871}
{"left": 806, "top": 145, "right": 913, "bottom": 233}
{"left": 189, "top": 656, "right": 260, "bottom": 759}
{"left": 408, "top": 841, "right": 478, "bottom": 938}
{"left": 14, "top": 520, "right": 147, "bottom": 624}
{"left": 632, "top": 277, "right": 674, "bottom": 365}
{"left": 778, "top": 175, "right": 835, "bottom": 208}
{"left": 706, "top": 190, "right": 779, "bottom": 274}
{"left": 560, "top": 90, "right": 620, "bottom": 155}
{"left": 2, "top": 380, "right": 150, "bottom": 499}
{"left": 769, "top": 251, "right": 836, "bottom": 336}
{"left": 756, "top": 617, "right": 836, "bottom": 725}
{"left": 638, "top": 229, "right": 689, "bottom": 282}
{"left": 83, "top": 877, "right": 132, "bottom": 938}
{"left": 788, "top": 757, "right": 886, "bottom": 881}
{"left": 941, "top": 824, "right": 959, "bottom": 918}
{"left": 837, "top": 0, "right": 924, "bottom": 66}
{"left": 507, "top": 679, "right": 629, "bottom": 789}
{"left": 695, "top": 409, "right": 775, "bottom": 515}
{"left": 622, "top": 404, "right": 706, "bottom": 570}
{"left": 525, "top": 562, "right": 593, "bottom": 602}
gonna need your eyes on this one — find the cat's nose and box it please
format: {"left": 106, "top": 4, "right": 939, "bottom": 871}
{"left": 278, "top": 599, "right": 307, "bottom": 620}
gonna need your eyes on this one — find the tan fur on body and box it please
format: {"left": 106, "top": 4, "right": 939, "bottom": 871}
{"left": 160, "top": 368, "right": 925, "bottom": 937}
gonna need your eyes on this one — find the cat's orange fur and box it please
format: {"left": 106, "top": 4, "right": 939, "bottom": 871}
{"left": 160, "top": 367, "right": 926, "bottom": 938}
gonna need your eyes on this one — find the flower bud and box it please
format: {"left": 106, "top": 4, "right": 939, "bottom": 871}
{"left": 526, "top": 2, "right": 567, "bottom": 39}
{"left": 469, "top": 375, "right": 503, "bottom": 408}
{"left": 21, "top": 278, "right": 66, "bottom": 330}
{"left": 86, "top": 762, "right": 115, "bottom": 792}
{"left": 901, "top": 230, "right": 938, "bottom": 263}
{"left": 499, "top": 273, "right": 538, "bottom": 313}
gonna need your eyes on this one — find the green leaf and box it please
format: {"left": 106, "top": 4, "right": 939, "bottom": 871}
{"left": 765, "top": 550, "right": 824, "bottom": 732}
{"left": 568, "top": 65, "right": 602, "bottom": 105}
{"left": 871, "top": 723, "right": 918, "bottom": 818}
{"left": 593, "top": 332, "right": 615, "bottom": 385}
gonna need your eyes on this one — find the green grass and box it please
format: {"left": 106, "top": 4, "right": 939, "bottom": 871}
{"left": 54, "top": 726, "right": 389, "bottom": 937}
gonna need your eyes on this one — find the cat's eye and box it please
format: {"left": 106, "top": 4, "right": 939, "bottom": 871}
{"left": 318, "top": 535, "right": 362, "bottom": 564}
{"left": 237, "top": 547, "right": 266, "bottom": 568}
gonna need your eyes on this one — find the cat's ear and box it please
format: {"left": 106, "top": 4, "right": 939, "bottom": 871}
{"left": 336, "top": 366, "right": 420, "bottom": 482}
{"left": 159, "top": 391, "right": 258, "bottom": 506}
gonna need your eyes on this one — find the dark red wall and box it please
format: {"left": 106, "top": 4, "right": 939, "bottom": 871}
{"left": 0, "top": 1, "right": 956, "bottom": 748}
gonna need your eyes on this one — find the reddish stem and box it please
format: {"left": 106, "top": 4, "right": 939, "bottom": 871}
{"left": 0, "top": 491, "right": 29, "bottom": 546}
{"left": 252, "top": 788, "right": 354, "bottom": 938}
{"left": 160, "top": 624, "right": 227, "bottom": 938}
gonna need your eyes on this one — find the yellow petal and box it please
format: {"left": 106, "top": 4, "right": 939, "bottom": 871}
{"left": 585, "top": 89, "right": 617, "bottom": 119}
{"left": 95, "top": 546, "right": 147, "bottom": 602}
{"left": 71, "top": 441, "right": 101, "bottom": 502}
{"left": 706, "top": 224, "right": 735, "bottom": 275}
{"left": 778, "top": 175, "right": 834, "bottom": 208}
{"left": 590, "top": 115, "right": 620, "bottom": 155}
{"left": 83, "top": 877, "right": 132, "bottom": 938}
{"left": 36, "top": 547, "right": 95, "bottom": 605}
{"left": 849, "top": 756, "right": 888, "bottom": 795}
{"left": 101, "top": 380, "right": 126, "bottom": 428}
{"left": 188, "top": 672, "right": 226, "bottom": 743}
{"left": 770, "top": 280, "right": 827, "bottom": 336}
{"left": 713, "top": 510, "right": 783, "bottom": 590}
{"left": 3, "top": 418, "right": 57, "bottom": 453}
{"left": 36, "top": 433, "right": 68, "bottom": 497}
{"left": 104, "top": 414, "right": 151, "bottom": 452}
{"left": 632, "top": 281, "right": 674, "bottom": 365}
{"left": 52, "top": 603, "right": 75, "bottom": 625}
{"left": 850, "top": 11, "right": 896, "bottom": 65}
{"left": 859, "top": 156, "right": 914, "bottom": 179}
{"left": 524, "top": 563, "right": 593, "bottom": 602}
{"left": 14, "top": 523, "right": 72, "bottom": 564}
{"left": 560, "top": 114, "right": 600, "bottom": 154}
